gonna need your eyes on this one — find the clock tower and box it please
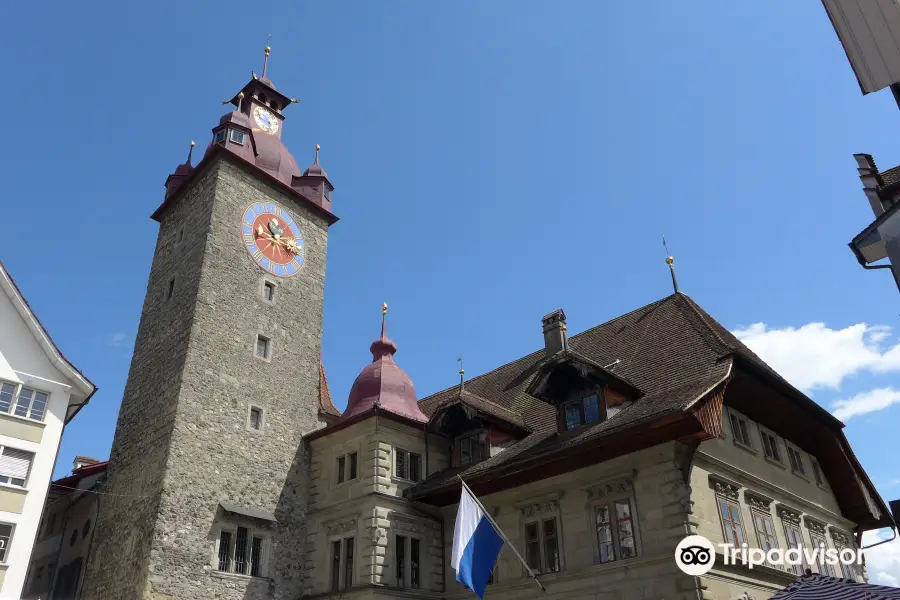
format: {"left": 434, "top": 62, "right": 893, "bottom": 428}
{"left": 81, "top": 47, "right": 338, "bottom": 600}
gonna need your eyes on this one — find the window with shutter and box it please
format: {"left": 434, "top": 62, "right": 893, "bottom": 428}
{"left": 0, "top": 447, "right": 33, "bottom": 487}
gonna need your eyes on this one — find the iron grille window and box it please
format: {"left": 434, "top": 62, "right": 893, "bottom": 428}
{"left": 250, "top": 537, "right": 263, "bottom": 577}
{"left": 218, "top": 530, "right": 232, "bottom": 572}
{"left": 234, "top": 527, "right": 249, "bottom": 574}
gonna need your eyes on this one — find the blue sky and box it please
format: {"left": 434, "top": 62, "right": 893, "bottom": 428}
{"left": 2, "top": 0, "right": 900, "bottom": 582}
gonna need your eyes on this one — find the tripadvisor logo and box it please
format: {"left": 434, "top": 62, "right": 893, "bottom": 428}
{"left": 675, "top": 534, "right": 863, "bottom": 576}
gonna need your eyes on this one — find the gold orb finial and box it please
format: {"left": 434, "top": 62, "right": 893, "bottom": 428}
{"left": 316, "top": 144, "right": 321, "bottom": 151}
{"left": 382, "top": 302, "right": 388, "bottom": 315}
{"left": 190, "top": 140, "right": 195, "bottom": 148}
{"left": 265, "top": 45, "right": 271, "bottom": 56}
{"left": 665, "top": 256, "right": 675, "bottom": 266}
{"left": 238, "top": 91, "right": 245, "bottom": 99}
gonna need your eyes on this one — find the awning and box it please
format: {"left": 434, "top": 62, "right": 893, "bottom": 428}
{"left": 219, "top": 503, "right": 277, "bottom": 523}
{"left": 771, "top": 573, "right": 900, "bottom": 600}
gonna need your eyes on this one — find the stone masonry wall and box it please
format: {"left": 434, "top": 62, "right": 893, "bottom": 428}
{"left": 82, "top": 155, "right": 331, "bottom": 600}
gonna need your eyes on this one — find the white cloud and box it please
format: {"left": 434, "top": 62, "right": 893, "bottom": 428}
{"left": 888, "top": 479, "right": 900, "bottom": 487}
{"left": 833, "top": 388, "right": 900, "bottom": 421}
{"left": 731, "top": 322, "right": 900, "bottom": 393}
{"left": 862, "top": 529, "right": 900, "bottom": 587}
{"left": 109, "top": 332, "right": 128, "bottom": 348}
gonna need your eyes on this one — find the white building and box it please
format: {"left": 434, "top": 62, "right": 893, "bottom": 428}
{"left": 0, "top": 260, "right": 95, "bottom": 599}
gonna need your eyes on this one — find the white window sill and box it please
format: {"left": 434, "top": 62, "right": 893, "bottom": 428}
{"left": 0, "top": 411, "right": 46, "bottom": 426}
{"left": 0, "top": 482, "right": 28, "bottom": 493}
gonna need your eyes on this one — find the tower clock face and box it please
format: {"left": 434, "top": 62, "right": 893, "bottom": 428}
{"left": 253, "top": 106, "right": 279, "bottom": 134}
{"left": 242, "top": 201, "right": 305, "bottom": 277}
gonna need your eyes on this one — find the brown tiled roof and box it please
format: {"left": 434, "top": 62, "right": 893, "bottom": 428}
{"left": 879, "top": 164, "right": 900, "bottom": 187}
{"left": 429, "top": 389, "right": 530, "bottom": 431}
{"left": 411, "top": 293, "right": 762, "bottom": 495}
{"left": 319, "top": 362, "right": 340, "bottom": 417}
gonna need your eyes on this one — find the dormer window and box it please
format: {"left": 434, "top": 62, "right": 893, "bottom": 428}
{"left": 229, "top": 129, "right": 245, "bottom": 145}
{"left": 563, "top": 394, "right": 602, "bottom": 430}
{"left": 458, "top": 431, "right": 488, "bottom": 465}
{"left": 214, "top": 129, "right": 227, "bottom": 145}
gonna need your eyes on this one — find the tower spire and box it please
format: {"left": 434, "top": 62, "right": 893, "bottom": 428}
{"left": 662, "top": 235, "right": 680, "bottom": 293}
{"left": 186, "top": 140, "right": 195, "bottom": 165}
{"left": 262, "top": 35, "right": 272, "bottom": 80}
{"left": 381, "top": 302, "right": 388, "bottom": 338}
{"left": 458, "top": 357, "right": 465, "bottom": 392}
{"left": 315, "top": 144, "right": 321, "bottom": 164}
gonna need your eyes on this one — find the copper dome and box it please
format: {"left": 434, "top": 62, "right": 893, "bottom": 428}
{"left": 341, "top": 312, "right": 427, "bottom": 424}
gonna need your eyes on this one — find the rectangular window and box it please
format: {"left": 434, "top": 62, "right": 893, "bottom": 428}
{"left": 229, "top": 129, "right": 246, "bottom": 145}
{"left": 752, "top": 512, "right": 779, "bottom": 569}
{"left": 396, "top": 534, "right": 406, "bottom": 586}
{"left": 12, "top": 387, "right": 48, "bottom": 421}
{"left": 582, "top": 395, "right": 601, "bottom": 424}
{"left": 783, "top": 524, "right": 806, "bottom": 576}
{"left": 810, "top": 532, "right": 835, "bottom": 577}
{"left": 838, "top": 546, "right": 858, "bottom": 579}
{"left": 0, "top": 446, "right": 33, "bottom": 487}
{"left": 812, "top": 461, "right": 824, "bottom": 486}
{"left": 0, "top": 524, "right": 11, "bottom": 562}
{"left": 396, "top": 449, "right": 408, "bottom": 479}
{"left": 263, "top": 281, "right": 275, "bottom": 301}
{"left": 0, "top": 383, "right": 14, "bottom": 414}
{"left": 594, "top": 498, "right": 637, "bottom": 563}
{"left": 410, "top": 538, "right": 420, "bottom": 589}
{"left": 234, "top": 526, "right": 249, "bottom": 574}
{"left": 250, "top": 536, "right": 263, "bottom": 577}
{"left": 331, "top": 540, "right": 341, "bottom": 591}
{"left": 459, "top": 437, "right": 472, "bottom": 465}
{"left": 525, "top": 522, "right": 540, "bottom": 571}
{"left": 457, "top": 433, "right": 486, "bottom": 466}
{"left": 255, "top": 335, "right": 270, "bottom": 359}
{"left": 719, "top": 500, "right": 745, "bottom": 546}
{"left": 214, "top": 129, "right": 226, "bottom": 144}
{"left": 760, "top": 430, "right": 781, "bottom": 462}
{"left": 410, "top": 453, "right": 421, "bottom": 481}
{"left": 218, "top": 530, "right": 232, "bottom": 572}
{"left": 345, "top": 537, "right": 354, "bottom": 589}
{"left": 787, "top": 446, "right": 806, "bottom": 476}
{"left": 249, "top": 407, "right": 262, "bottom": 431}
{"left": 564, "top": 402, "right": 580, "bottom": 430}
{"left": 729, "top": 412, "right": 753, "bottom": 447}
{"left": 349, "top": 452, "right": 358, "bottom": 479}
{"left": 542, "top": 518, "right": 560, "bottom": 573}
{"left": 337, "top": 456, "right": 346, "bottom": 483}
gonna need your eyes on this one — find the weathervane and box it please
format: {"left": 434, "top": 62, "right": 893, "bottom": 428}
{"left": 662, "top": 235, "right": 680, "bottom": 293}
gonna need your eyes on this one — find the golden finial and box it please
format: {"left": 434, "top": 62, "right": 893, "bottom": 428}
{"left": 190, "top": 140, "right": 195, "bottom": 148}
{"left": 458, "top": 357, "right": 465, "bottom": 390}
{"left": 315, "top": 144, "right": 321, "bottom": 163}
{"left": 382, "top": 302, "right": 388, "bottom": 315}
{"left": 665, "top": 256, "right": 674, "bottom": 266}
{"left": 238, "top": 91, "right": 245, "bottom": 99}
{"left": 262, "top": 34, "right": 272, "bottom": 79}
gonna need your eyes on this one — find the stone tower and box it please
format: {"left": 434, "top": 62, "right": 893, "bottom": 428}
{"left": 81, "top": 48, "right": 338, "bottom": 600}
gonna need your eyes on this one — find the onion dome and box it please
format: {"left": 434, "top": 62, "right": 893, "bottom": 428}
{"left": 342, "top": 303, "right": 428, "bottom": 423}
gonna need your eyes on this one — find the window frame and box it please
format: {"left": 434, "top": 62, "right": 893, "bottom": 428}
{"left": 0, "top": 522, "right": 13, "bottom": 563}
{"left": 522, "top": 515, "right": 562, "bottom": 575}
{"left": 808, "top": 528, "right": 835, "bottom": 577}
{"left": 589, "top": 491, "right": 640, "bottom": 565}
{"left": 213, "top": 524, "right": 270, "bottom": 578}
{"left": 395, "top": 534, "right": 422, "bottom": 589}
{"left": 0, "top": 445, "right": 34, "bottom": 488}
{"left": 247, "top": 405, "right": 265, "bottom": 433}
{"left": 261, "top": 280, "right": 276, "bottom": 303}
{"left": 785, "top": 444, "right": 809, "bottom": 479}
{"left": 255, "top": 334, "right": 272, "bottom": 361}
{"left": 213, "top": 129, "right": 227, "bottom": 145}
{"left": 758, "top": 427, "right": 783, "bottom": 465}
{"left": 779, "top": 508, "right": 807, "bottom": 576}
{"left": 561, "top": 392, "right": 605, "bottom": 431}
{"left": 456, "top": 431, "right": 487, "bottom": 466}
{"left": 335, "top": 450, "right": 359, "bottom": 484}
{"left": 811, "top": 459, "right": 827, "bottom": 488}
{"left": 329, "top": 535, "right": 356, "bottom": 591}
{"left": 228, "top": 129, "right": 246, "bottom": 145}
{"left": 394, "top": 448, "right": 422, "bottom": 482}
{"left": 727, "top": 409, "right": 755, "bottom": 451}
{"left": 0, "top": 380, "right": 50, "bottom": 423}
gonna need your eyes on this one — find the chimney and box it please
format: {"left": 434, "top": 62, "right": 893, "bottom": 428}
{"left": 542, "top": 309, "right": 568, "bottom": 356}
{"left": 73, "top": 456, "right": 99, "bottom": 472}
{"left": 854, "top": 153, "right": 887, "bottom": 217}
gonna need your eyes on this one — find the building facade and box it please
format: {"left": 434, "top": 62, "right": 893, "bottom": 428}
{"left": 77, "top": 52, "right": 893, "bottom": 600}
{"left": 0, "top": 261, "right": 96, "bottom": 599}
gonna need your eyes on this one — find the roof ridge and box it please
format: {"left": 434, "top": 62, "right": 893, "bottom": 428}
{"left": 418, "top": 294, "right": 674, "bottom": 405}
{"left": 671, "top": 293, "right": 734, "bottom": 356}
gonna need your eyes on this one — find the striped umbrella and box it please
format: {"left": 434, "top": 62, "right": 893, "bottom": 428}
{"left": 771, "top": 573, "right": 900, "bottom": 600}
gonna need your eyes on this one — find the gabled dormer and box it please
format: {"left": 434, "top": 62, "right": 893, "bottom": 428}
{"left": 528, "top": 309, "right": 642, "bottom": 432}
{"left": 428, "top": 389, "right": 530, "bottom": 467}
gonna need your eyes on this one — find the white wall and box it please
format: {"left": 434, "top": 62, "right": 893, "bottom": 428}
{"left": 0, "top": 291, "right": 75, "bottom": 599}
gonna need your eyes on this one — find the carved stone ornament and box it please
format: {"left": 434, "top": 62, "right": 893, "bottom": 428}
{"left": 519, "top": 498, "right": 560, "bottom": 518}
{"left": 777, "top": 506, "right": 802, "bottom": 527}
{"left": 711, "top": 478, "right": 740, "bottom": 502}
{"left": 831, "top": 530, "right": 851, "bottom": 547}
{"left": 389, "top": 512, "right": 431, "bottom": 535}
{"left": 584, "top": 476, "right": 635, "bottom": 501}
{"left": 370, "top": 527, "right": 385, "bottom": 545}
{"left": 325, "top": 517, "right": 358, "bottom": 537}
{"left": 745, "top": 491, "right": 773, "bottom": 513}
{"left": 805, "top": 518, "right": 826, "bottom": 536}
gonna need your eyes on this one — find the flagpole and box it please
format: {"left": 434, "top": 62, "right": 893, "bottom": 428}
{"left": 457, "top": 475, "right": 546, "bottom": 592}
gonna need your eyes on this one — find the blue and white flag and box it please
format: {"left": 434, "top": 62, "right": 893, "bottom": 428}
{"left": 451, "top": 485, "right": 505, "bottom": 599}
